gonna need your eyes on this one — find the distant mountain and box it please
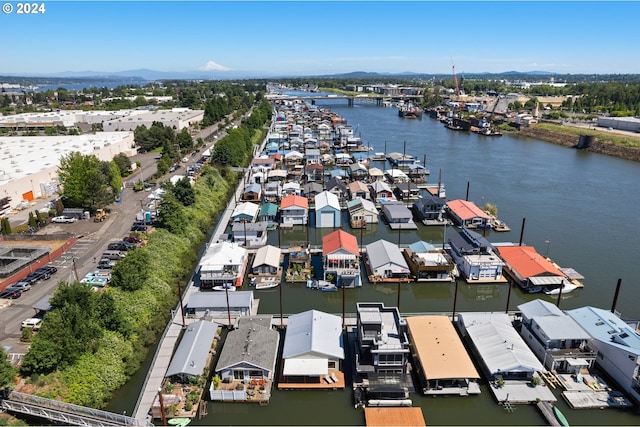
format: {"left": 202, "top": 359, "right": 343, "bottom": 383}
{"left": 2, "top": 68, "right": 277, "bottom": 81}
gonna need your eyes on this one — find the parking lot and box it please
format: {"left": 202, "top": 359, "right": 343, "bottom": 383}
{"left": 0, "top": 148, "right": 214, "bottom": 361}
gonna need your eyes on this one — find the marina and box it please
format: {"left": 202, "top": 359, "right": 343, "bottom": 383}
{"left": 108, "top": 91, "right": 640, "bottom": 427}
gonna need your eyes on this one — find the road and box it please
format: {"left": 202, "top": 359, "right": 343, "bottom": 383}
{"left": 0, "top": 131, "right": 222, "bottom": 362}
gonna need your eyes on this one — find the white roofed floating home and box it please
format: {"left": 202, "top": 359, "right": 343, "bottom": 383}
{"left": 456, "top": 311, "right": 556, "bottom": 404}
{"left": 457, "top": 312, "right": 546, "bottom": 380}
{"left": 517, "top": 299, "right": 594, "bottom": 373}
{"left": 566, "top": 305, "right": 640, "bottom": 405}
{"left": 231, "top": 202, "right": 260, "bottom": 223}
{"left": 314, "top": 190, "right": 341, "bottom": 228}
{"left": 198, "top": 241, "right": 248, "bottom": 289}
{"left": 252, "top": 244, "right": 281, "bottom": 275}
{"left": 280, "top": 310, "right": 344, "bottom": 386}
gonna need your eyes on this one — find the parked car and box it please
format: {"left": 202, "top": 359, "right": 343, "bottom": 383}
{"left": 7, "top": 281, "right": 32, "bottom": 292}
{"left": 51, "top": 216, "right": 77, "bottom": 224}
{"left": 37, "top": 265, "right": 58, "bottom": 275}
{"left": 130, "top": 225, "right": 148, "bottom": 232}
{"left": 108, "top": 242, "right": 136, "bottom": 251}
{"left": 123, "top": 236, "right": 143, "bottom": 244}
{"left": 0, "top": 289, "right": 22, "bottom": 299}
{"left": 169, "top": 164, "right": 181, "bottom": 173}
{"left": 21, "top": 318, "right": 42, "bottom": 330}
{"left": 97, "top": 258, "right": 117, "bottom": 269}
{"left": 24, "top": 269, "right": 51, "bottom": 283}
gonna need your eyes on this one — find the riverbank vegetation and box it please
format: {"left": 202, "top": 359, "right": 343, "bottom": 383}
{"left": 532, "top": 122, "right": 640, "bottom": 148}
{"left": 13, "top": 103, "right": 271, "bottom": 408}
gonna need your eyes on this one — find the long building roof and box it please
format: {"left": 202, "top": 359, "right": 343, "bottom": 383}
{"left": 215, "top": 316, "right": 279, "bottom": 373}
{"left": 406, "top": 315, "right": 480, "bottom": 380}
{"left": 165, "top": 320, "right": 218, "bottom": 378}
{"left": 458, "top": 312, "right": 546, "bottom": 375}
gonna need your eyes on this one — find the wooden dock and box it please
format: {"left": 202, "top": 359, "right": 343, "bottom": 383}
{"left": 536, "top": 401, "right": 561, "bottom": 426}
{"left": 364, "top": 407, "right": 426, "bottom": 426}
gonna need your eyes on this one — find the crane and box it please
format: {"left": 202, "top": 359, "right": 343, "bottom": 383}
{"left": 451, "top": 58, "right": 464, "bottom": 111}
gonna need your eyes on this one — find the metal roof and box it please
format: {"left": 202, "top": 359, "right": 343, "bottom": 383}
{"left": 365, "top": 239, "right": 409, "bottom": 272}
{"left": 165, "top": 320, "right": 218, "bottom": 378}
{"left": 252, "top": 245, "right": 281, "bottom": 269}
{"left": 458, "top": 312, "right": 546, "bottom": 375}
{"left": 282, "top": 310, "right": 344, "bottom": 360}
{"left": 566, "top": 306, "right": 640, "bottom": 353}
{"left": 314, "top": 190, "right": 340, "bottom": 210}
{"left": 186, "top": 291, "right": 253, "bottom": 310}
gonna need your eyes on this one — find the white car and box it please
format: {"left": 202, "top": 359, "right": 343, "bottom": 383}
{"left": 51, "top": 216, "right": 77, "bottom": 223}
{"left": 7, "top": 281, "right": 32, "bottom": 292}
{"left": 21, "top": 318, "right": 42, "bottom": 330}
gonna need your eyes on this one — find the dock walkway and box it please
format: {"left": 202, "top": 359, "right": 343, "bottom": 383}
{"left": 536, "top": 401, "right": 561, "bottom": 426}
{"left": 133, "top": 133, "right": 263, "bottom": 422}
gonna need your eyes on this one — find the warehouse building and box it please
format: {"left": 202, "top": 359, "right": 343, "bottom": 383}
{"left": 0, "top": 131, "right": 136, "bottom": 210}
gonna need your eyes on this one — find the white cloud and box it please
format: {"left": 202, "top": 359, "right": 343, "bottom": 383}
{"left": 199, "top": 61, "right": 232, "bottom": 71}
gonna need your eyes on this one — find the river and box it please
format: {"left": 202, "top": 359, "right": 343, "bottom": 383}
{"left": 108, "top": 91, "right": 640, "bottom": 425}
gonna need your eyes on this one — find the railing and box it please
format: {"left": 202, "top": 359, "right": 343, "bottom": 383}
{"left": 1, "top": 391, "right": 151, "bottom": 427}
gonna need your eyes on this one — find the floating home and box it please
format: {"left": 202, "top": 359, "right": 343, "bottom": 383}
{"left": 354, "top": 302, "right": 413, "bottom": 406}
{"left": 403, "top": 241, "right": 455, "bottom": 282}
{"left": 279, "top": 310, "right": 345, "bottom": 389}
{"left": 447, "top": 228, "right": 505, "bottom": 283}
{"left": 211, "top": 316, "right": 279, "bottom": 403}
{"left": 406, "top": 315, "right": 481, "bottom": 395}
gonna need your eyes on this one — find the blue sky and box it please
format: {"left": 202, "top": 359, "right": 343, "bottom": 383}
{"left": 1, "top": 1, "right": 639, "bottom": 76}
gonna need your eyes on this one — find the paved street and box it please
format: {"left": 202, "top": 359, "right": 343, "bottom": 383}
{"left": 0, "top": 135, "right": 220, "bottom": 360}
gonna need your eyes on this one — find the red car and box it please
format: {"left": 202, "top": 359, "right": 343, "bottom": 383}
{"left": 123, "top": 236, "right": 143, "bottom": 244}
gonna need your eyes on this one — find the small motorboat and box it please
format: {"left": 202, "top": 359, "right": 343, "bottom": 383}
{"left": 212, "top": 284, "right": 236, "bottom": 292}
{"left": 544, "top": 282, "right": 578, "bottom": 295}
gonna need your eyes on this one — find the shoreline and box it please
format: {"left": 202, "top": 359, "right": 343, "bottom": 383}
{"left": 516, "top": 124, "right": 640, "bottom": 162}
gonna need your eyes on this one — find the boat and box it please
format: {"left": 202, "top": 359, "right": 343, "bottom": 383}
{"left": 307, "top": 279, "right": 337, "bottom": 292}
{"left": 255, "top": 277, "right": 280, "bottom": 290}
{"left": 168, "top": 418, "right": 191, "bottom": 427}
{"left": 476, "top": 127, "right": 503, "bottom": 137}
{"left": 525, "top": 285, "right": 543, "bottom": 294}
{"left": 212, "top": 284, "right": 236, "bottom": 292}
{"left": 544, "top": 282, "right": 578, "bottom": 295}
{"left": 398, "top": 103, "right": 423, "bottom": 119}
{"left": 553, "top": 406, "right": 570, "bottom": 427}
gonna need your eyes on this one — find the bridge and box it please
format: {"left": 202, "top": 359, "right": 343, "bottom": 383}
{"left": 0, "top": 390, "right": 152, "bottom": 427}
{"left": 266, "top": 93, "right": 423, "bottom": 106}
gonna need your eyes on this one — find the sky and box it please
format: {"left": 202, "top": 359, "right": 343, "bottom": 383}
{"left": 1, "top": 1, "right": 639, "bottom": 77}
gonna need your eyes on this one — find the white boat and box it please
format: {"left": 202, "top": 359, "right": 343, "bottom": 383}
{"left": 544, "top": 282, "right": 578, "bottom": 295}
{"left": 255, "top": 277, "right": 280, "bottom": 290}
{"left": 212, "top": 285, "right": 236, "bottom": 292}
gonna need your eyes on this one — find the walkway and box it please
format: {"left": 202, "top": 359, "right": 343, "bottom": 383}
{"left": 1, "top": 390, "right": 152, "bottom": 427}
{"left": 132, "top": 121, "right": 267, "bottom": 422}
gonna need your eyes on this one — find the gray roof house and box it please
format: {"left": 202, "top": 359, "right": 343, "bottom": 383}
{"left": 281, "top": 310, "right": 344, "bottom": 385}
{"left": 232, "top": 221, "right": 268, "bottom": 248}
{"left": 185, "top": 291, "right": 254, "bottom": 320}
{"left": 381, "top": 201, "right": 417, "bottom": 230}
{"left": 165, "top": 320, "right": 218, "bottom": 383}
{"left": 566, "top": 306, "right": 640, "bottom": 405}
{"left": 365, "top": 239, "right": 411, "bottom": 280}
{"left": 211, "top": 316, "right": 279, "bottom": 402}
{"left": 517, "top": 299, "right": 594, "bottom": 373}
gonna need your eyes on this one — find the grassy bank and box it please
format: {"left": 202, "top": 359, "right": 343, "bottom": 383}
{"left": 18, "top": 166, "right": 237, "bottom": 407}
{"left": 531, "top": 122, "right": 640, "bottom": 148}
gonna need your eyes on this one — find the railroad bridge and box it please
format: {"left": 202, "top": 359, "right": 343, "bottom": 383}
{"left": 0, "top": 389, "right": 152, "bottom": 427}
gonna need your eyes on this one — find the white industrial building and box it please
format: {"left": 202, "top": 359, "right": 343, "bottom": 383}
{"left": 597, "top": 117, "right": 640, "bottom": 133}
{"left": 102, "top": 108, "right": 204, "bottom": 132}
{"left": 0, "top": 108, "right": 204, "bottom": 132}
{"left": 0, "top": 132, "right": 136, "bottom": 210}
